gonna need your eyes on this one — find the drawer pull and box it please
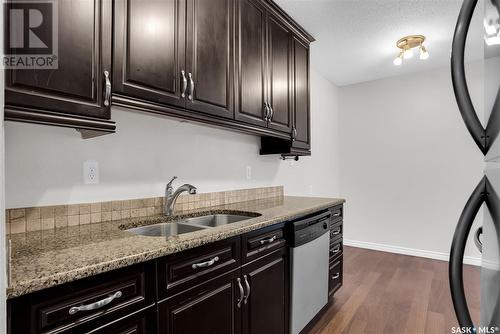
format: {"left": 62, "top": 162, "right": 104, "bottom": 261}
{"left": 330, "top": 245, "right": 341, "bottom": 255}
{"left": 332, "top": 273, "right": 340, "bottom": 280}
{"left": 191, "top": 256, "right": 219, "bottom": 269}
{"left": 68, "top": 291, "right": 122, "bottom": 315}
{"left": 332, "top": 228, "right": 341, "bottom": 235}
{"left": 332, "top": 212, "right": 341, "bottom": 217}
{"left": 260, "top": 236, "right": 277, "bottom": 245}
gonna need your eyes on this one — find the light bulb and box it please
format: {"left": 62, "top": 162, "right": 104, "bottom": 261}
{"left": 393, "top": 56, "right": 402, "bottom": 66}
{"left": 403, "top": 48, "right": 413, "bottom": 59}
{"left": 419, "top": 45, "right": 429, "bottom": 60}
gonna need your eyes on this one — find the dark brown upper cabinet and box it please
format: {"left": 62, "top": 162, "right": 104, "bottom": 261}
{"left": 114, "top": 0, "right": 233, "bottom": 119}
{"left": 185, "top": 0, "right": 234, "bottom": 118}
{"left": 259, "top": 32, "right": 312, "bottom": 157}
{"left": 234, "top": 0, "right": 268, "bottom": 128}
{"left": 291, "top": 36, "right": 311, "bottom": 151}
{"left": 113, "top": 0, "right": 187, "bottom": 109}
{"left": 4, "top": 0, "right": 115, "bottom": 136}
{"left": 4, "top": 0, "right": 313, "bottom": 145}
{"left": 266, "top": 15, "right": 293, "bottom": 134}
{"left": 235, "top": 0, "right": 294, "bottom": 136}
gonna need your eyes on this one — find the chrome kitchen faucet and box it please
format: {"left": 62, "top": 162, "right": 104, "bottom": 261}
{"left": 165, "top": 176, "right": 197, "bottom": 216}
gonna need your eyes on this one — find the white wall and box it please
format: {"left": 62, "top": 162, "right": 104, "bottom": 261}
{"left": 5, "top": 68, "right": 340, "bottom": 208}
{"left": 338, "top": 61, "right": 486, "bottom": 262}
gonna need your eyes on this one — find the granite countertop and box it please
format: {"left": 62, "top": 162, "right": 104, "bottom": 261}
{"left": 7, "top": 196, "right": 344, "bottom": 299}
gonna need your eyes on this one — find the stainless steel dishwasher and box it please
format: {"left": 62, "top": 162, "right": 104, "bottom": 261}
{"left": 289, "top": 210, "right": 331, "bottom": 334}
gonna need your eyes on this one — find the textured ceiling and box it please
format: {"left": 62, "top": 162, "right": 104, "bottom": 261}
{"left": 275, "top": 0, "right": 485, "bottom": 86}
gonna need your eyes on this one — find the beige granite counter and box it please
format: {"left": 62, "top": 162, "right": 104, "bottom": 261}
{"left": 7, "top": 196, "right": 344, "bottom": 299}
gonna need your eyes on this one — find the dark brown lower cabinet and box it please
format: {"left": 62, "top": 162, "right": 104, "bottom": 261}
{"left": 7, "top": 206, "right": 343, "bottom": 334}
{"left": 328, "top": 256, "right": 343, "bottom": 299}
{"left": 8, "top": 261, "right": 156, "bottom": 334}
{"left": 241, "top": 248, "right": 288, "bottom": 334}
{"left": 157, "top": 248, "right": 289, "bottom": 334}
{"left": 158, "top": 269, "right": 242, "bottom": 334}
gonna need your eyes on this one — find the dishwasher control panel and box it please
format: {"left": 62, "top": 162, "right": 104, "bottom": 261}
{"left": 289, "top": 210, "right": 331, "bottom": 247}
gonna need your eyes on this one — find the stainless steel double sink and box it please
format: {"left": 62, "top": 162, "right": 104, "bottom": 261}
{"left": 125, "top": 213, "right": 258, "bottom": 237}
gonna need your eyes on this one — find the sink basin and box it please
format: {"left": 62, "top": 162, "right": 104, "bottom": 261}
{"left": 181, "top": 214, "right": 254, "bottom": 227}
{"left": 124, "top": 213, "right": 258, "bottom": 237}
{"left": 126, "top": 222, "right": 206, "bottom": 237}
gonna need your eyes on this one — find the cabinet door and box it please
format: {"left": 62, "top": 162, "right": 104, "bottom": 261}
{"left": 292, "top": 37, "right": 311, "bottom": 150}
{"left": 267, "top": 15, "right": 293, "bottom": 134}
{"left": 5, "top": 0, "right": 112, "bottom": 119}
{"left": 234, "top": 0, "right": 268, "bottom": 128}
{"left": 158, "top": 270, "right": 242, "bottom": 334}
{"left": 185, "top": 0, "right": 233, "bottom": 118}
{"left": 113, "top": 0, "right": 186, "bottom": 108}
{"left": 242, "top": 248, "right": 288, "bottom": 334}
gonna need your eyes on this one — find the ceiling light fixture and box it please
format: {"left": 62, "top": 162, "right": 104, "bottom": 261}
{"left": 393, "top": 35, "right": 429, "bottom": 66}
{"left": 484, "top": 18, "right": 500, "bottom": 46}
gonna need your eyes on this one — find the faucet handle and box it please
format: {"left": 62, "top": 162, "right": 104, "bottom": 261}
{"left": 167, "top": 176, "right": 178, "bottom": 189}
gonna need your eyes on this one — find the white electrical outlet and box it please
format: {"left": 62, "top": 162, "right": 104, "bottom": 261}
{"left": 246, "top": 166, "right": 252, "bottom": 180}
{"left": 83, "top": 160, "right": 99, "bottom": 184}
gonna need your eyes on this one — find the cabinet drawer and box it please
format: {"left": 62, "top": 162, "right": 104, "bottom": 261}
{"left": 329, "top": 238, "right": 343, "bottom": 260}
{"left": 328, "top": 257, "right": 343, "bottom": 298}
{"left": 330, "top": 221, "right": 343, "bottom": 241}
{"left": 329, "top": 205, "right": 343, "bottom": 223}
{"left": 8, "top": 262, "right": 155, "bottom": 334}
{"left": 241, "top": 223, "right": 286, "bottom": 263}
{"left": 157, "top": 237, "right": 241, "bottom": 299}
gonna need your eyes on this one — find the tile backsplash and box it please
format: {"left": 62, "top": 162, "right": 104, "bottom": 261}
{"left": 5, "top": 186, "right": 284, "bottom": 235}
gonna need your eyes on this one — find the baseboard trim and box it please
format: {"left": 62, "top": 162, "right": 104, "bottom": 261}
{"left": 343, "top": 239, "right": 481, "bottom": 266}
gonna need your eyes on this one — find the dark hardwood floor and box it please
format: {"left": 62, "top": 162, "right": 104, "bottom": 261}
{"left": 311, "top": 246, "right": 480, "bottom": 334}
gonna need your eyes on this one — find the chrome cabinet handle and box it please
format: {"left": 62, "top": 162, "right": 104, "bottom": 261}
{"left": 332, "top": 228, "right": 341, "bottom": 235}
{"left": 263, "top": 103, "right": 269, "bottom": 121}
{"left": 291, "top": 126, "right": 297, "bottom": 141}
{"left": 243, "top": 275, "right": 250, "bottom": 304}
{"left": 451, "top": 0, "right": 487, "bottom": 154}
{"left": 268, "top": 104, "right": 274, "bottom": 121}
{"left": 330, "top": 245, "right": 341, "bottom": 254}
{"left": 449, "top": 176, "right": 486, "bottom": 329}
{"left": 192, "top": 256, "right": 219, "bottom": 269}
{"left": 474, "top": 226, "right": 483, "bottom": 253}
{"left": 332, "top": 273, "right": 340, "bottom": 280}
{"left": 181, "top": 70, "right": 188, "bottom": 98}
{"left": 237, "top": 277, "right": 244, "bottom": 308}
{"left": 187, "top": 72, "right": 194, "bottom": 101}
{"left": 103, "top": 70, "right": 111, "bottom": 107}
{"left": 68, "top": 291, "right": 122, "bottom": 315}
{"left": 260, "top": 235, "right": 277, "bottom": 245}
{"left": 332, "top": 212, "right": 341, "bottom": 217}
